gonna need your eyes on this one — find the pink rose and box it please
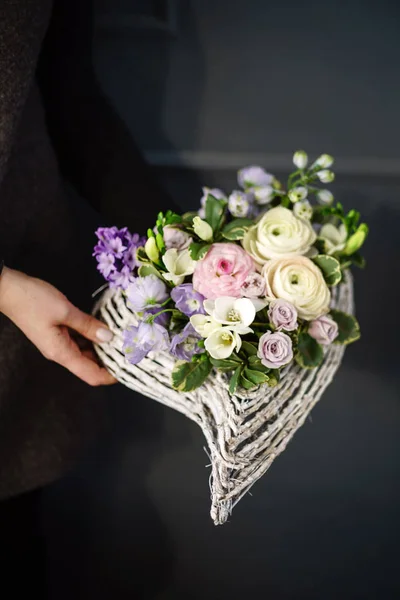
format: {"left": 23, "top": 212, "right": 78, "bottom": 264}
{"left": 308, "top": 315, "right": 338, "bottom": 345}
{"left": 193, "top": 243, "right": 254, "bottom": 299}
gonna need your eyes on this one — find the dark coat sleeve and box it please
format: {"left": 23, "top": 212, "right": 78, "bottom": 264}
{"left": 36, "top": 0, "right": 177, "bottom": 233}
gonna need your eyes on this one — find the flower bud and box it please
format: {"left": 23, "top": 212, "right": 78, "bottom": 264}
{"left": 343, "top": 223, "right": 368, "bottom": 255}
{"left": 293, "top": 200, "right": 313, "bottom": 220}
{"left": 317, "top": 169, "right": 335, "bottom": 183}
{"left": 288, "top": 186, "right": 308, "bottom": 203}
{"left": 314, "top": 154, "right": 334, "bottom": 169}
{"left": 192, "top": 216, "right": 213, "bottom": 242}
{"left": 293, "top": 150, "right": 308, "bottom": 169}
{"left": 145, "top": 236, "right": 160, "bottom": 262}
{"left": 316, "top": 189, "right": 334, "bottom": 205}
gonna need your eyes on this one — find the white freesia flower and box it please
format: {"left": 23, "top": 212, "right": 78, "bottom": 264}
{"left": 317, "top": 169, "right": 335, "bottom": 183}
{"left": 192, "top": 216, "right": 213, "bottom": 241}
{"left": 262, "top": 256, "right": 330, "bottom": 320}
{"left": 288, "top": 186, "right": 308, "bottom": 203}
{"left": 203, "top": 297, "right": 255, "bottom": 334}
{"left": 190, "top": 314, "right": 221, "bottom": 337}
{"left": 316, "top": 189, "right": 334, "bottom": 205}
{"left": 319, "top": 223, "right": 347, "bottom": 254}
{"left": 293, "top": 150, "right": 308, "bottom": 169}
{"left": 204, "top": 327, "right": 242, "bottom": 359}
{"left": 162, "top": 248, "right": 195, "bottom": 285}
{"left": 242, "top": 206, "right": 317, "bottom": 265}
{"left": 293, "top": 200, "right": 313, "bottom": 221}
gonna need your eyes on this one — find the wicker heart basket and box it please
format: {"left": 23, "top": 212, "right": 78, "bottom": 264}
{"left": 93, "top": 273, "right": 353, "bottom": 525}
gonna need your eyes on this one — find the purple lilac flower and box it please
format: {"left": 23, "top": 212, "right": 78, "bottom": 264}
{"left": 268, "top": 299, "right": 298, "bottom": 331}
{"left": 257, "top": 331, "right": 293, "bottom": 369}
{"left": 123, "top": 321, "right": 169, "bottom": 365}
{"left": 171, "top": 283, "right": 205, "bottom": 316}
{"left": 126, "top": 275, "right": 169, "bottom": 312}
{"left": 93, "top": 226, "right": 146, "bottom": 289}
{"left": 170, "top": 323, "right": 203, "bottom": 361}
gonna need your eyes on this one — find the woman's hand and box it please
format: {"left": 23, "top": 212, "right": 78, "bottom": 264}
{"left": 0, "top": 267, "right": 116, "bottom": 386}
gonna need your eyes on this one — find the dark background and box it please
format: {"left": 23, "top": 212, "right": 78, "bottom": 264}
{"left": 41, "top": 1, "right": 400, "bottom": 598}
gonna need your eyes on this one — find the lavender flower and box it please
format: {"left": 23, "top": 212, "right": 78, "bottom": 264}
{"left": 170, "top": 323, "right": 203, "bottom": 361}
{"left": 171, "top": 284, "right": 205, "bottom": 316}
{"left": 199, "top": 187, "right": 227, "bottom": 217}
{"left": 145, "top": 306, "right": 170, "bottom": 327}
{"left": 126, "top": 275, "right": 169, "bottom": 312}
{"left": 93, "top": 226, "right": 146, "bottom": 289}
{"left": 308, "top": 315, "right": 338, "bottom": 345}
{"left": 257, "top": 331, "right": 293, "bottom": 368}
{"left": 123, "top": 321, "right": 169, "bottom": 365}
{"left": 238, "top": 166, "right": 274, "bottom": 189}
{"left": 228, "top": 191, "right": 252, "bottom": 218}
{"left": 268, "top": 299, "right": 298, "bottom": 331}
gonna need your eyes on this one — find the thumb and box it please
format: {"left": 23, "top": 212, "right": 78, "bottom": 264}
{"left": 65, "top": 306, "right": 114, "bottom": 344}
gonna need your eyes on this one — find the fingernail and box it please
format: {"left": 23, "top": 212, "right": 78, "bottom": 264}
{"left": 96, "top": 328, "right": 113, "bottom": 342}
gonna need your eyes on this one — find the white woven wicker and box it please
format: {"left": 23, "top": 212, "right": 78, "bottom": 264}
{"left": 93, "top": 273, "right": 354, "bottom": 525}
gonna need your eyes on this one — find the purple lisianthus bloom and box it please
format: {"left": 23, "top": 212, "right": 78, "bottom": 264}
{"left": 163, "top": 226, "right": 192, "bottom": 251}
{"left": 308, "top": 315, "right": 338, "bottom": 345}
{"left": 126, "top": 275, "right": 169, "bottom": 312}
{"left": 145, "top": 306, "right": 170, "bottom": 327}
{"left": 238, "top": 165, "right": 274, "bottom": 189}
{"left": 171, "top": 283, "right": 205, "bottom": 316}
{"left": 170, "top": 323, "right": 203, "bottom": 361}
{"left": 93, "top": 226, "right": 146, "bottom": 289}
{"left": 268, "top": 299, "right": 298, "bottom": 332}
{"left": 257, "top": 331, "right": 293, "bottom": 369}
{"left": 240, "top": 272, "right": 266, "bottom": 298}
{"left": 123, "top": 321, "right": 169, "bottom": 365}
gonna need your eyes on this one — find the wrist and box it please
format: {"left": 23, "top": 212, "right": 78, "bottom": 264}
{"left": 0, "top": 266, "right": 15, "bottom": 317}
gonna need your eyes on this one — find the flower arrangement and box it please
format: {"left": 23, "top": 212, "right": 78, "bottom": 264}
{"left": 93, "top": 151, "right": 367, "bottom": 395}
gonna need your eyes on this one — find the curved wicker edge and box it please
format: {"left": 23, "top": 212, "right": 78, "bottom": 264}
{"left": 93, "top": 273, "right": 354, "bottom": 525}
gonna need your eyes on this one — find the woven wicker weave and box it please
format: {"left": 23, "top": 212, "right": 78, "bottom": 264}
{"left": 93, "top": 273, "right": 353, "bottom": 525}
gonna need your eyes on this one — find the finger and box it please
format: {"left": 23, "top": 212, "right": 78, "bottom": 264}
{"left": 47, "top": 327, "right": 117, "bottom": 386}
{"left": 64, "top": 305, "right": 113, "bottom": 344}
{"left": 64, "top": 352, "right": 117, "bottom": 386}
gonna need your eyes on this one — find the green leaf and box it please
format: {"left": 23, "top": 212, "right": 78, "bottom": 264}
{"left": 240, "top": 372, "right": 258, "bottom": 390}
{"left": 241, "top": 341, "right": 258, "bottom": 356}
{"left": 189, "top": 242, "right": 211, "bottom": 261}
{"left": 243, "top": 367, "right": 270, "bottom": 386}
{"left": 138, "top": 264, "right": 164, "bottom": 279}
{"left": 221, "top": 218, "right": 254, "bottom": 240}
{"left": 205, "top": 195, "right": 227, "bottom": 232}
{"left": 229, "top": 365, "right": 243, "bottom": 395}
{"left": 351, "top": 252, "right": 366, "bottom": 269}
{"left": 313, "top": 254, "right": 342, "bottom": 286}
{"left": 136, "top": 246, "right": 150, "bottom": 264}
{"left": 210, "top": 356, "right": 242, "bottom": 371}
{"left": 165, "top": 211, "right": 182, "bottom": 225}
{"left": 268, "top": 370, "right": 280, "bottom": 387}
{"left": 172, "top": 357, "right": 212, "bottom": 392}
{"left": 330, "top": 310, "right": 361, "bottom": 345}
{"left": 295, "top": 332, "right": 324, "bottom": 369}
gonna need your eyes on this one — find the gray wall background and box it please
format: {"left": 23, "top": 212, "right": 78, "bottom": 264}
{"left": 94, "top": 0, "right": 400, "bottom": 174}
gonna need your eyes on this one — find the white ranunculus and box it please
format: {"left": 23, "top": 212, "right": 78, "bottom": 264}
{"left": 190, "top": 314, "right": 221, "bottom": 338}
{"left": 203, "top": 297, "right": 255, "bottom": 334}
{"left": 162, "top": 248, "right": 195, "bottom": 285}
{"left": 192, "top": 216, "right": 213, "bottom": 241}
{"left": 242, "top": 206, "right": 317, "bottom": 265}
{"left": 319, "top": 223, "right": 347, "bottom": 255}
{"left": 293, "top": 200, "right": 313, "bottom": 221}
{"left": 204, "top": 327, "right": 242, "bottom": 359}
{"left": 262, "top": 256, "right": 331, "bottom": 320}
